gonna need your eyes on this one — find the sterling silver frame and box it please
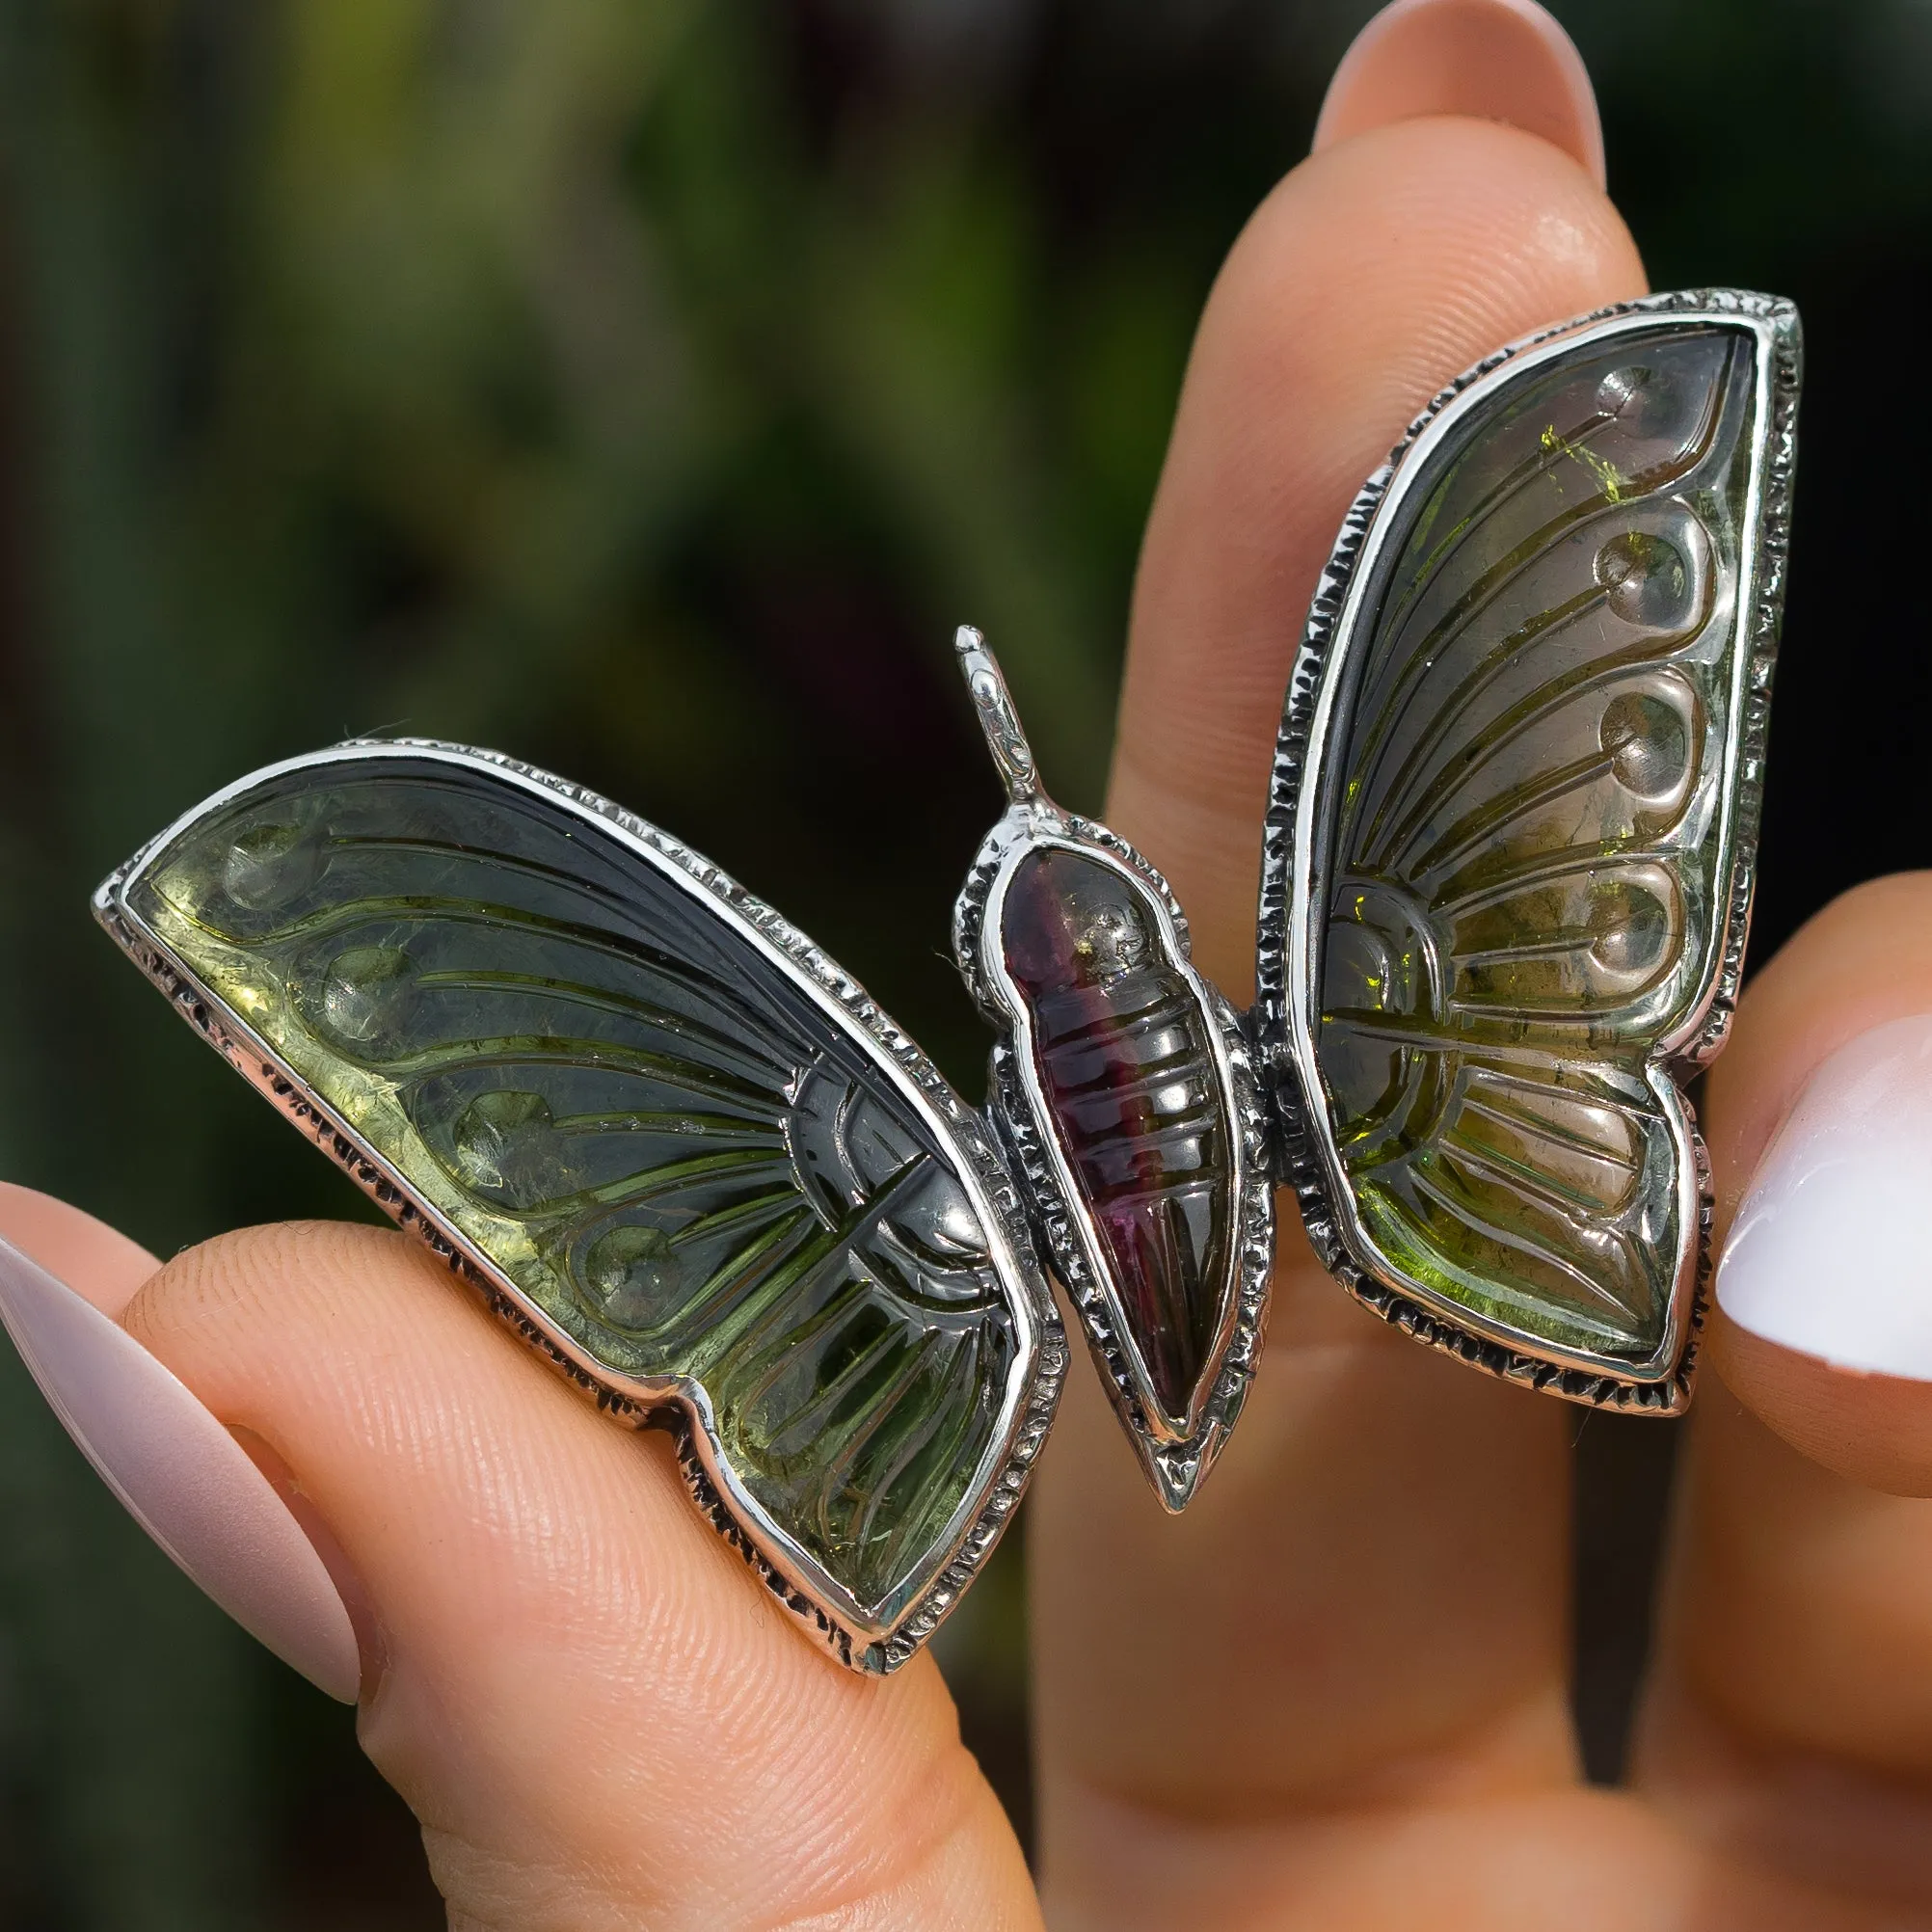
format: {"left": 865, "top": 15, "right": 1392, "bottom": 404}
{"left": 1253, "top": 290, "right": 1801, "bottom": 1412}
{"left": 950, "top": 631, "right": 1273, "bottom": 1507}
{"left": 94, "top": 738, "right": 1065, "bottom": 1674}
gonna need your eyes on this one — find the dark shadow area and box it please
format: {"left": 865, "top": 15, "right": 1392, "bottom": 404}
{"left": 1571, "top": 1414, "right": 1681, "bottom": 1784}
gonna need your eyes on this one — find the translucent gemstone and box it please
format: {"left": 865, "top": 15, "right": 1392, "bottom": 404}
{"left": 582, "top": 1223, "right": 685, "bottom": 1331}
{"left": 1595, "top": 364, "right": 1650, "bottom": 419}
{"left": 886, "top": 1166, "right": 991, "bottom": 1270}
{"left": 1594, "top": 529, "right": 1694, "bottom": 627}
{"left": 123, "top": 755, "right": 1028, "bottom": 1615}
{"left": 1587, "top": 880, "right": 1671, "bottom": 976}
{"left": 450, "top": 1089, "right": 567, "bottom": 1209}
{"left": 1001, "top": 847, "right": 1231, "bottom": 1421}
{"left": 1311, "top": 324, "right": 1758, "bottom": 1364}
{"left": 318, "top": 945, "right": 416, "bottom": 1046}
{"left": 223, "top": 819, "right": 323, "bottom": 911}
{"left": 1598, "top": 689, "right": 1690, "bottom": 800}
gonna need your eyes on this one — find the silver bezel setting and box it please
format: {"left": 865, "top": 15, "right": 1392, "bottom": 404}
{"left": 95, "top": 738, "right": 1065, "bottom": 1673}
{"left": 1253, "top": 289, "right": 1801, "bottom": 1412}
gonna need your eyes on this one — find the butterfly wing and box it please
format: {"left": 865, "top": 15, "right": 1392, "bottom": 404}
{"left": 1256, "top": 290, "right": 1801, "bottom": 1408}
{"left": 96, "top": 742, "right": 1062, "bottom": 1669}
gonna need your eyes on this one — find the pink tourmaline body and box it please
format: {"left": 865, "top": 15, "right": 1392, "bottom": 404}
{"left": 1000, "top": 846, "right": 1232, "bottom": 1419}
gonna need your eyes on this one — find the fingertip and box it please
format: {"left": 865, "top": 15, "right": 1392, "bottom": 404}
{"left": 0, "top": 1180, "right": 160, "bottom": 1318}
{"left": 1712, "top": 1316, "right": 1932, "bottom": 1497}
{"left": 0, "top": 1228, "right": 364, "bottom": 1701}
{"left": 1703, "top": 879, "right": 1932, "bottom": 1492}
{"left": 1118, "top": 113, "right": 1641, "bottom": 987}
{"left": 1704, "top": 874, "right": 1932, "bottom": 1218}
{"left": 1315, "top": 0, "right": 1606, "bottom": 190}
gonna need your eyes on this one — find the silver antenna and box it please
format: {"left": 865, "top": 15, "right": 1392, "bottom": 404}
{"left": 953, "top": 626, "right": 1040, "bottom": 808}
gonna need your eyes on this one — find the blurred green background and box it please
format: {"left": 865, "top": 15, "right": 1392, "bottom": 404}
{"left": 0, "top": 0, "right": 1924, "bottom": 1922}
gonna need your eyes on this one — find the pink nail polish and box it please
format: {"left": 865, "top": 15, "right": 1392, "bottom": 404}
{"left": 0, "top": 1236, "right": 362, "bottom": 1702}
{"left": 1314, "top": 0, "right": 1607, "bottom": 191}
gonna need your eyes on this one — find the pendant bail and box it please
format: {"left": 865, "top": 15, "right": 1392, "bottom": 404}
{"left": 953, "top": 626, "right": 1042, "bottom": 809}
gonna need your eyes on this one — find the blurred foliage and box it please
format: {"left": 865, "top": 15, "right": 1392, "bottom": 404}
{"left": 0, "top": 0, "right": 1925, "bottom": 1920}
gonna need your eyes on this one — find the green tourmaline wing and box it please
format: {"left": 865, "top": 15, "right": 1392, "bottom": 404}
{"left": 1258, "top": 292, "right": 1801, "bottom": 1408}
{"left": 95, "top": 744, "right": 1060, "bottom": 1670}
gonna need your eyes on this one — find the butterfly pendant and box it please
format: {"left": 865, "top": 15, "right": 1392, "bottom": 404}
{"left": 94, "top": 288, "right": 1798, "bottom": 1671}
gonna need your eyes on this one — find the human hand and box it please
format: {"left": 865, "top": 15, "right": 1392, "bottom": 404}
{"left": 6, "top": 4, "right": 1931, "bottom": 1926}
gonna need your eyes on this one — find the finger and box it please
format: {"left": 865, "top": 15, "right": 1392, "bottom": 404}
{"left": 1033, "top": 39, "right": 1646, "bottom": 1929}
{"left": 1707, "top": 874, "right": 1932, "bottom": 1491}
{"left": 40, "top": 1216, "right": 1041, "bottom": 1931}
{"left": 1315, "top": 0, "right": 1605, "bottom": 190}
{"left": 0, "top": 1187, "right": 363, "bottom": 1701}
{"left": 1634, "top": 876, "right": 1932, "bottom": 1908}
{"left": 0, "top": 1179, "right": 160, "bottom": 1314}
{"left": 1112, "top": 123, "right": 1641, "bottom": 1004}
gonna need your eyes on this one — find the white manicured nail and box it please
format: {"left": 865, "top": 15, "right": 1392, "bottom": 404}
{"left": 0, "top": 1235, "right": 362, "bottom": 1700}
{"left": 1718, "top": 1014, "right": 1932, "bottom": 1378}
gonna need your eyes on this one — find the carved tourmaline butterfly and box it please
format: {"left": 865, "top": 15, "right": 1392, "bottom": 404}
{"left": 96, "top": 290, "right": 1798, "bottom": 1671}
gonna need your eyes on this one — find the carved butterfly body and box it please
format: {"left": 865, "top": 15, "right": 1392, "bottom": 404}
{"left": 950, "top": 685, "right": 1275, "bottom": 1512}
{"left": 96, "top": 289, "right": 1799, "bottom": 1667}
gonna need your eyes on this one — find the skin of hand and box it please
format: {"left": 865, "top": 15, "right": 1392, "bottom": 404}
{"left": 6, "top": 5, "right": 1932, "bottom": 1928}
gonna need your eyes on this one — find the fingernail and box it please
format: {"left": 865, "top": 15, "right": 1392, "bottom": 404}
{"left": 1718, "top": 1014, "right": 1932, "bottom": 1379}
{"left": 1313, "top": 0, "right": 1607, "bottom": 190}
{"left": 0, "top": 1236, "right": 362, "bottom": 1701}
